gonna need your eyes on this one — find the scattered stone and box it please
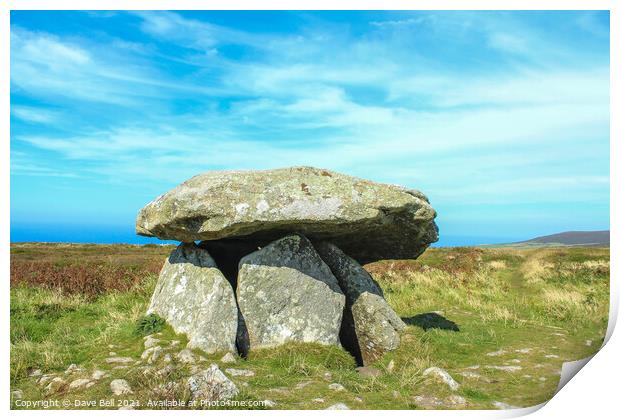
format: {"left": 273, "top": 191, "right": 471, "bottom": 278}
{"left": 328, "top": 383, "right": 346, "bottom": 392}
{"left": 465, "top": 365, "right": 480, "bottom": 370}
{"left": 539, "top": 377, "right": 547, "bottom": 382}
{"left": 386, "top": 360, "right": 395, "bottom": 373}
{"left": 354, "top": 396, "right": 363, "bottom": 402}
{"left": 112, "top": 365, "right": 130, "bottom": 371}
{"left": 493, "top": 401, "right": 519, "bottom": 410}
{"left": 141, "top": 346, "right": 163, "bottom": 364}
{"left": 356, "top": 366, "right": 382, "bottom": 378}
{"left": 65, "top": 364, "right": 81, "bottom": 375}
{"left": 29, "top": 369, "right": 42, "bottom": 377}
{"left": 177, "top": 349, "right": 196, "bottom": 364}
{"left": 110, "top": 379, "right": 133, "bottom": 395}
{"left": 106, "top": 357, "right": 134, "bottom": 364}
{"left": 148, "top": 243, "right": 238, "bottom": 354}
{"left": 163, "top": 354, "right": 172, "bottom": 364}
{"left": 545, "top": 354, "right": 559, "bottom": 359}
{"left": 413, "top": 395, "right": 467, "bottom": 410}
{"left": 484, "top": 365, "right": 522, "bottom": 372}
{"left": 11, "top": 390, "right": 23, "bottom": 399}
{"left": 313, "top": 398, "right": 325, "bottom": 403}
{"left": 413, "top": 395, "right": 443, "bottom": 409}
{"left": 136, "top": 167, "right": 438, "bottom": 263}
{"left": 109, "top": 352, "right": 117, "bottom": 356}
{"left": 423, "top": 367, "right": 459, "bottom": 390}
{"left": 586, "top": 340, "right": 592, "bottom": 346}
{"left": 221, "top": 352, "right": 236, "bottom": 363}
{"left": 225, "top": 368, "right": 255, "bottom": 377}
{"left": 295, "top": 381, "right": 313, "bottom": 390}
{"left": 37, "top": 374, "right": 54, "bottom": 385}
{"left": 238, "top": 234, "right": 345, "bottom": 350}
{"left": 262, "top": 400, "right": 276, "bottom": 408}
{"left": 69, "top": 378, "right": 93, "bottom": 389}
{"left": 315, "top": 241, "right": 406, "bottom": 365}
{"left": 323, "top": 372, "right": 332, "bottom": 380}
{"left": 326, "top": 403, "right": 350, "bottom": 410}
{"left": 486, "top": 350, "right": 507, "bottom": 357}
{"left": 156, "top": 365, "right": 175, "bottom": 377}
{"left": 515, "top": 348, "right": 532, "bottom": 354}
{"left": 187, "top": 364, "right": 239, "bottom": 402}
{"left": 170, "top": 340, "right": 180, "bottom": 347}
{"left": 45, "top": 377, "right": 66, "bottom": 394}
{"left": 446, "top": 395, "right": 467, "bottom": 408}
{"left": 92, "top": 370, "right": 107, "bottom": 380}
{"left": 392, "top": 390, "right": 401, "bottom": 398}
{"left": 144, "top": 336, "right": 161, "bottom": 349}
{"left": 509, "top": 359, "right": 521, "bottom": 363}
{"left": 460, "top": 371, "right": 495, "bottom": 383}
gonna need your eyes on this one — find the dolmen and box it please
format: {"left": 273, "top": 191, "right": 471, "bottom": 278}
{"left": 137, "top": 167, "right": 438, "bottom": 365}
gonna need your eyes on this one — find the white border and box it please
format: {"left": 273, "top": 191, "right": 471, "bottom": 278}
{"left": 2, "top": 1, "right": 616, "bottom": 420}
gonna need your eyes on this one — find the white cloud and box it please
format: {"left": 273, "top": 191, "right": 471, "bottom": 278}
{"left": 11, "top": 106, "right": 58, "bottom": 124}
{"left": 10, "top": 11, "right": 609, "bottom": 207}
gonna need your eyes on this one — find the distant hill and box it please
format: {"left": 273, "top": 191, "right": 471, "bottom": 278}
{"left": 512, "top": 230, "right": 610, "bottom": 247}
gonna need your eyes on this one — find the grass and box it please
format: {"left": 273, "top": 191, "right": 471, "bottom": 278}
{"left": 10, "top": 243, "right": 609, "bottom": 409}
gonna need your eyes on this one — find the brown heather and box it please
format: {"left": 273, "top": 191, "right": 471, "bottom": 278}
{"left": 10, "top": 243, "right": 174, "bottom": 297}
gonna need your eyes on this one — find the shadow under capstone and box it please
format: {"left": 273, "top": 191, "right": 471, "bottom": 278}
{"left": 198, "top": 239, "right": 259, "bottom": 357}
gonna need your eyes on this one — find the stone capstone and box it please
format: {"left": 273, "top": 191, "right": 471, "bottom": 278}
{"left": 136, "top": 166, "right": 438, "bottom": 263}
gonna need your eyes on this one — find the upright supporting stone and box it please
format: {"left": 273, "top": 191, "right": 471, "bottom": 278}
{"left": 315, "top": 241, "right": 406, "bottom": 365}
{"left": 237, "top": 234, "right": 345, "bottom": 350}
{"left": 148, "top": 243, "right": 238, "bottom": 353}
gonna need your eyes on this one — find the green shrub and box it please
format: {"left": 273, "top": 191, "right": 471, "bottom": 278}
{"left": 134, "top": 313, "right": 165, "bottom": 336}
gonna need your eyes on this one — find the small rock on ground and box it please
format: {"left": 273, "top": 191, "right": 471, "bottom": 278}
{"left": 92, "top": 370, "right": 107, "bottom": 380}
{"left": 386, "top": 360, "right": 395, "bottom": 373}
{"left": 110, "top": 379, "right": 133, "bottom": 395}
{"left": 188, "top": 364, "right": 239, "bottom": 402}
{"left": 141, "top": 346, "right": 163, "bottom": 364}
{"left": 262, "top": 400, "right": 276, "bottom": 407}
{"left": 486, "top": 349, "right": 507, "bottom": 356}
{"left": 356, "top": 366, "right": 382, "bottom": 378}
{"left": 313, "top": 398, "right": 325, "bottom": 403}
{"left": 413, "top": 395, "right": 443, "bottom": 409}
{"left": 328, "top": 383, "right": 346, "bottom": 392}
{"left": 493, "top": 401, "right": 520, "bottom": 410}
{"left": 221, "top": 352, "right": 236, "bottom": 363}
{"left": 177, "top": 349, "right": 196, "bottom": 364}
{"left": 45, "top": 378, "right": 66, "bottom": 394}
{"left": 144, "top": 336, "right": 161, "bottom": 349}
{"left": 423, "top": 367, "right": 460, "bottom": 390}
{"left": 326, "top": 403, "right": 349, "bottom": 410}
{"left": 69, "top": 378, "right": 93, "bottom": 389}
{"left": 485, "top": 365, "right": 522, "bottom": 372}
{"left": 106, "top": 357, "right": 134, "bottom": 364}
{"left": 225, "top": 368, "right": 255, "bottom": 377}
{"left": 65, "top": 364, "right": 82, "bottom": 375}
{"left": 12, "top": 390, "right": 23, "bottom": 399}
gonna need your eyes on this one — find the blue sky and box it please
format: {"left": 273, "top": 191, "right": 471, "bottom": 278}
{"left": 10, "top": 11, "right": 610, "bottom": 245}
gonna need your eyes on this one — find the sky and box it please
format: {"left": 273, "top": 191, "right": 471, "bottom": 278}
{"left": 10, "top": 10, "right": 610, "bottom": 246}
